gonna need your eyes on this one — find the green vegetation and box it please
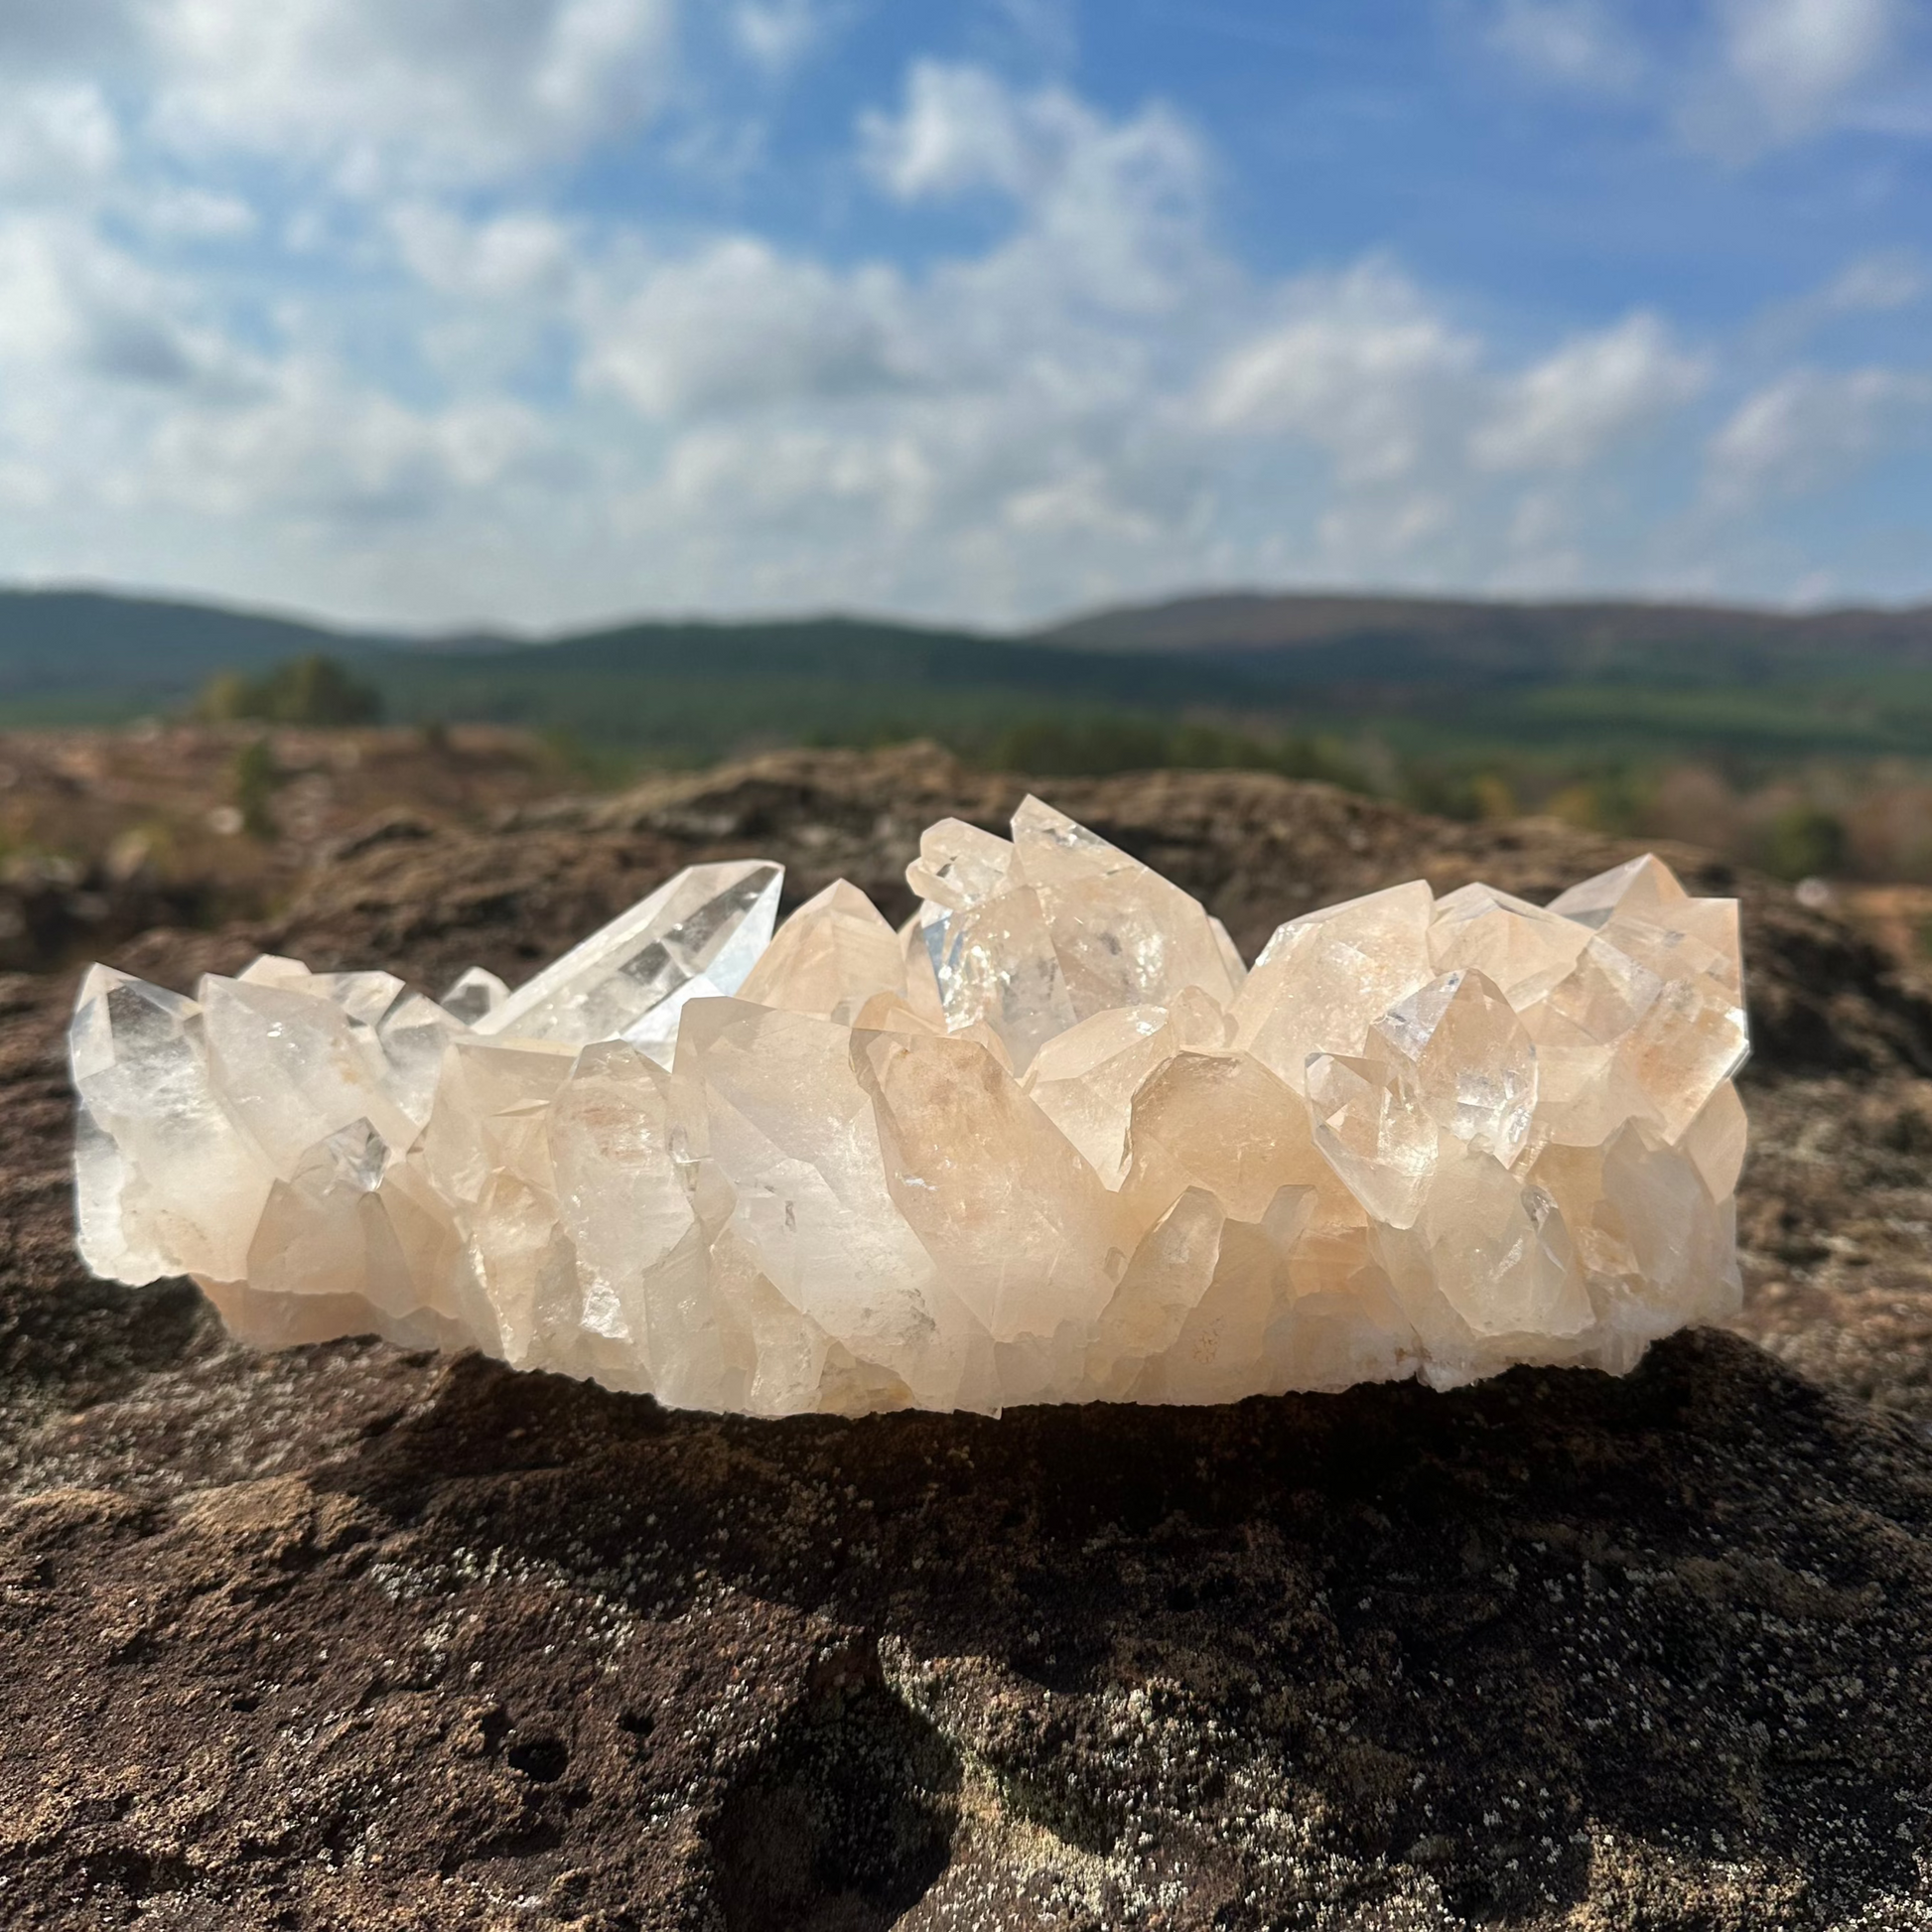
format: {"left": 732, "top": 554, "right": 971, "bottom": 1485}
{"left": 5, "top": 588, "right": 1932, "bottom": 878}
{"left": 0, "top": 589, "right": 387, "bottom": 707}
{"left": 980, "top": 715, "right": 1366, "bottom": 785}
{"left": 5, "top": 591, "right": 1932, "bottom": 773}
{"left": 229, "top": 737, "right": 283, "bottom": 841}
{"left": 145, "top": 625, "right": 1932, "bottom": 885}
{"left": 197, "top": 654, "right": 382, "bottom": 727}
{"left": 1762, "top": 803, "right": 1849, "bottom": 882}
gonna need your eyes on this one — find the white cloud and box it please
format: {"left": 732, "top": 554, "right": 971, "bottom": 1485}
{"left": 1200, "top": 262, "right": 1479, "bottom": 484}
{"left": 1473, "top": 313, "right": 1707, "bottom": 471}
{"left": 1706, "top": 364, "right": 1932, "bottom": 504}
{"left": 860, "top": 59, "right": 1207, "bottom": 315}
{"left": 1820, "top": 248, "right": 1924, "bottom": 314}
{"left": 661, "top": 420, "right": 936, "bottom": 531}
{"left": 1719, "top": 0, "right": 1900, "bottom": 136}
{"left": 0, "top": 0, "right": 132, "bottom": 67}
{"left": 0, "top": 82, "right": 122, "bottom": 196}
{"left": 1745, "top": 249, "right": 1928, "bottom": 360}
{"left": 138, "top": 185, "right": 257, "bottom": 238}
{"left": 0, "top": 0, "right": 683, "bottom": 191}
{"left": 731, "top": 0, "right": 826, "bottom": 74}
{"left": 583, "top": 239, "right": 908, "bottom": 418}
{"left": 0, "top": 213, "right": 247, "bottom": 390}
{"left": 991, "top": 0, "right": 1079, "bottom": 67}
{"left": 863, "top": 61, "right": 1043, "bottom": 201}
{"left": 391, "top": 206, "right": 575, "bottom": 300}
{"left": 0, "top": 20, "right": 1921, "bottom": 628}
{"left": 148, "top": 369, "right": 548, "bottom": 522}
{"left": 1484, "top": 0, "right": 1916, "bottom": 156}
{"left": 1488, "top": 0, "right": 1644, "bottom": 91}
{"left": 144, "top": 0, "right": 679, "bottom": 186}
{"left": 581, "top": 63, "right": 1213, "bottom": 431}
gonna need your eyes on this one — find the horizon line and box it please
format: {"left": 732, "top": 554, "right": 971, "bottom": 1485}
{"left": 3, "top": 575, "right": 1931, "bottom": 649}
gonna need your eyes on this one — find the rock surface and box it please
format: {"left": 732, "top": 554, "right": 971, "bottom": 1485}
{"left": 6, "top": 748, "right": 1932, "bottom": 1928}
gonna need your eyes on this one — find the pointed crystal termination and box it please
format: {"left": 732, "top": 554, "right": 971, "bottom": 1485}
{"left": 908, "top": 797, "right": 1241, "bottom": 1071}
{"left": 475, "top": 860, "right": 783, "bottom": 1062}
{"left": 441, "top": 966, "right": 509, "bottom": 1027}
{"left": 69, "top": 810, "right": 1747, "bottom": 1416}
{"left": 737, "top": 880, "right": 907, "bottom": 1026}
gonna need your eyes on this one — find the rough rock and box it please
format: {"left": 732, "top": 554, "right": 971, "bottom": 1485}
{"left": 4, "top": 749, "right": 1932, "bottom": 1927}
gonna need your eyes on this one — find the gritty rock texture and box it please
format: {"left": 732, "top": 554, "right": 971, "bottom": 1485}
{"left": 5, "top": 749, "right": 1932, "bottom": 1928}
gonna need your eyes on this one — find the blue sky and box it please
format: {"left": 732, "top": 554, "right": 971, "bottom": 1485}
{"left": 1, "top": 0, "right": 1928, "bottom": 630}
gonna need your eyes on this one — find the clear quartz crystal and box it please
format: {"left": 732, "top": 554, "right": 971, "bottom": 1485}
{"left": 913, "top": 818, "right": 1073, "bottom": 1070}
{"left": 1429, "top": 884, "right": 1589, "bottom": 1006}
{"left": 736, "top": 880, "right": 906, "bottom": 1026}
{"left": 1232, "top": 882, "right": 1437, "bottom": 1093}
{"left": 1022, "top": 1004, "right": 1175, "bottom": 1188}
{"left": 475, "top": 860, "right": 782, "bottom": 1060}
{"left": 1009, "top": 796, "right": 1243, "bottom": 1017}
{"left": 909, "top": 799, "right": 1240, "bottom": 1071}
{"left": 1369, "top": 969, "right": 1538, "bottom": 1166}
{"left": 441, "top": 966, "right": 509, "bottom": 1026}
{"left": 69, "top": 816, "right": 1748, "bottom": 1415}
{"left": 70, "top": 966, "right": 273, "bottom": 1286}
{"left": 1307, "top": 1051, "right": 1438, "bottom": 1231}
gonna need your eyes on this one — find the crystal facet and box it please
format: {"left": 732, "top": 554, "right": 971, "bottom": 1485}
{"left": 475, "top": 859, "right": 782, "bottom": 1060}
{"left": 69, "top": 805, "right": 1748, "bottom": 1414}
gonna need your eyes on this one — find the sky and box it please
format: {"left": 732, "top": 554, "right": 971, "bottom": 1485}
{"left": 1, "top": 0, "right": 1930, "bottom": 633}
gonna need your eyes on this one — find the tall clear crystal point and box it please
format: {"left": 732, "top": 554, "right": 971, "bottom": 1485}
{"left": 1547, "top": 853, "right": 1687, "bottom": 929}
{"left": 475, "top": 860, "right": 783, "bottom": 1059}
{"left": 912, "top": 817, "right": 1072, "bottom": 1070}
{"left": 69, "top": 807, "right": 1748, "bottom": 1416}
{"left": 1009, "top": 795, "right": 1243, "bottom": 1016}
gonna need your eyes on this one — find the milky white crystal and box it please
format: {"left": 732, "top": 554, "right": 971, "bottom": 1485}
{"left": 69, "top": 797, "right": 1746, "bottom": 1414}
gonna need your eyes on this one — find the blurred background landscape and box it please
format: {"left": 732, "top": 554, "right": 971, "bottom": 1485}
{"left": 5, "top": 578, "right": 1932, "bottom": 978}
{"left": 1, "top": 0, "right": 1930, "bottom": 962}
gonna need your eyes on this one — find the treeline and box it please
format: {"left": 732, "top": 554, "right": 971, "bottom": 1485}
{"left": 197, "top": 654, "right": 382, "bottom": 728}
{"left": 186, "top": 651, "right": 1923, "bottom": 884}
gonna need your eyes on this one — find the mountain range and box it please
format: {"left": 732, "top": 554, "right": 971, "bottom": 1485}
{"left": 6, "top": 584, "right": 1932, "bottom": 764}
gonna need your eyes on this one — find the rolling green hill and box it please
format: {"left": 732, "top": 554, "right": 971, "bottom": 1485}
{"left": 0, "top": 590, "right": 394, "bottom": 723}
{"left": 1041, "top": 589, "right": 1932, "bottom": 678}
{"left": 363, "top": 615, "right": 1292, "bottom": 761}
{"left": 5, "top": 584, "right": 1932, "bottom": 770}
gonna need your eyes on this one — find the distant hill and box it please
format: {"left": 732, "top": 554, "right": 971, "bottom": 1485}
{"left": 0, "top": 590, "right": 395, "bottom": 720}
{"left": 364, "top": 615, "right": 1284, "bottom": 762}
{"left": 4, "top": 583, "right": 1932, "bottom": 764}
{"left": 1030, "top": 591, "right": 1932, "bottom": 762}
{"left": 0, "top": 593, "right": 1289, "bottom": 751}
{"left": 1040, "top": 591, "right": 1932, "bottom": 683}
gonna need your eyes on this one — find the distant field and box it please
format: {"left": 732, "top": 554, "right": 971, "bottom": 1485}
{"left": 1408, "top": 670, "right": 1932, "bottom": 760}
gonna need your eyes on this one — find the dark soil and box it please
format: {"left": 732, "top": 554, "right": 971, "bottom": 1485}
{"left": 5, "top": 748, "right": 1932, "bottom": 1929}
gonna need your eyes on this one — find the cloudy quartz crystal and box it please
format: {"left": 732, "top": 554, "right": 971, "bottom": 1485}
{"left": 69, "top": 799, "right": 1747, "bottom": 1414}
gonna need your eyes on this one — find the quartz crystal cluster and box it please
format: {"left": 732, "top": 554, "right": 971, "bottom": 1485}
{"left": 70, "top": 800, "right": 1746, "bottom": 1415}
